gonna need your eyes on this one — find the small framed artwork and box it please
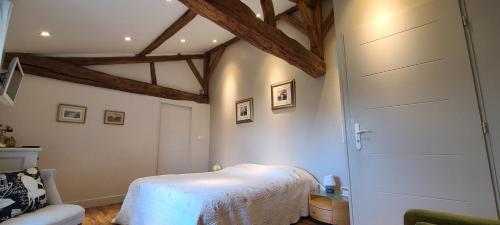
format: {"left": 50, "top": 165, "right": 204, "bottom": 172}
{"left": 104, "top": 110, "right": 125, "bottom": 125}
{"left": 57, "top": 104, "right": 87, "bottom": 124}
{"left": 235, "top": 98, "right": 253, "bottom": 124}
{"left": 271, "top": 79, "right": 296, "bottom": 110}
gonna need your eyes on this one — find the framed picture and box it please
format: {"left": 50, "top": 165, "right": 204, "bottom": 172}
{"left": 271, "top": 79, "right": 296, "bottom": 110}
{"left": 104, "top": 110, "right": 125, "bottom": 125}
{"left": 57, "top": 104, "right": 87, "bottom": 124}
{"left": 235, "top": 98, "right": 253, "bottom": 124}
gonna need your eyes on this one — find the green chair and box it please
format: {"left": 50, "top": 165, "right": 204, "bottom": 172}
{"left": 404, "top": 209, "right": 500, "bottom": 225}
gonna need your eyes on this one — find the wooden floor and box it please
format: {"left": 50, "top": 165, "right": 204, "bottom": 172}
{"left": 84, "top": 203, "right": 327, "bottom": 225}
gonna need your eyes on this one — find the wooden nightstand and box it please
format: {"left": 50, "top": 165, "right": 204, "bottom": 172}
{"left": 309, "top": 191, "right": 350, "bottom": 225}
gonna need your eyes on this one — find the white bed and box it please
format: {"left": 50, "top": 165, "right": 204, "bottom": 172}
{"left": 113, "top": 164, "right": 319, "bottom": 225}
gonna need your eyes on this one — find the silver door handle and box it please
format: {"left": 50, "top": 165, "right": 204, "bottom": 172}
{"left": 354, "top": 123, "right": 371, "bottom": 150}
{"left": 355, "top": 130, "right": 371, "bottom": 134}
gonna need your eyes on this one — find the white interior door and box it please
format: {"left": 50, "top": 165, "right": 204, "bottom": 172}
{"left": 342, "top": 1, "right": 497, "bottom": 224}
{"left": 157, "top": 103, "right": 192, "bottom": 175}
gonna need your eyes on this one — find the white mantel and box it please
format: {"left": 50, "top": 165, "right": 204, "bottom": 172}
{"left": 0, "top": 147, "right": 41, "bottom": 171}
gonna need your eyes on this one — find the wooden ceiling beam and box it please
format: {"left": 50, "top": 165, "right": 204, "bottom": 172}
{"left": 51, "top": 54, "right": 205, "bottom": 66}
{"left": 179, "top": 0, "right": 325, "bottom": 77}
{"left": 149, "top": 62, "right": 157, "bottom": 85}
{"left": 5, "top": 53, "right": 208, "bottom": 104}
{"left": 206, "top": 37, "right": 239, "bottom": 55}
{"left": 297, "top": 0, "right": 323, "bottom": 58}
{"left": 137, "top": 9, "right": 197, "bottom": 56}
{"left": 260, "top": 0, "right": 276, "bottom": 27}
{"left": 207, "top": 47, "right": 225, "bottom": 82}
{"left": 322, "top": 9, "right": 335, "bottom": 39}
{"left": 186, "top": 58, "right": 207, "bottom": 94}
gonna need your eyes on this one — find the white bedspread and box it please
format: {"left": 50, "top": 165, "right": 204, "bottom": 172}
{"left": 113, "top": 164, "right": 319, "bottom": 225}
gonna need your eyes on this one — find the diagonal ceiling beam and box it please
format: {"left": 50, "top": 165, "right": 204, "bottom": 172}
{"left": 137, "top": 9, "right": 197, "bottom": 56}
{"left": 322, "top": 9, "right": 335, "bottom": 39}
{"left": 278, "top": 14, "right": 307, "bottom": 36}
{"left": 297, "top": 0, "right": 323, "bottom": 58}
{"left": 185, "top": 58, "right": 207, "bottom": 94}
{"left": 179, "top": 0, "right": 325, "bottom": 77}
{"left": 5, "top": 53, "right": 208, "bottom": 103}
{"left": 260, "top": 0, "right": 276, "bottom": 27}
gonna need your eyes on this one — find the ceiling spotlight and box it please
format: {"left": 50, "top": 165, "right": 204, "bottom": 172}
{"left": 165, "top": 0, "right": 172, "bottom": 2}
{"left": 256, "top": 13, "right": 261, "bottom": 18}
{"left": 212, "top": 39, "right": 218, "bottom": 43}
{"left": 124, "top": 36, "right": 132, "bottom": 42}
{"left": 40, "top": 31, "right": 51, "bottom": 37}
{"left": 180, "top": 38, "right": 186, "bottom": 43}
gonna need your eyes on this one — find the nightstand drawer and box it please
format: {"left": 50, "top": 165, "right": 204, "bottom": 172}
{"left": 310, "top": 205, "right": 333, "bottom": 224}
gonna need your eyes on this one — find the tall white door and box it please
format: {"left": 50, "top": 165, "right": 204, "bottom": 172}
{"left": 342, "top": 1, "right": 497, "bottom": 224}
{"left": 157, "top": 103, "right": 192, "bottom": 175}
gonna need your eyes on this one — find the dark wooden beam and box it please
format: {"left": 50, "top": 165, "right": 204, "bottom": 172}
{"left": 279, "top": 14, "right": 307, "bottom": 35}
{"left": 297, "top": 0, "right": 323, "bottom": 58}
{"left": 260, "top": 0, "right": 276, "bottom": 27}
{"left": 149, "top": 62, "right": 157, "bottom": 85}
{"left": 137, "top": 10, "right": 197, "bottom": 56}
{"left": 52, "top": 54, "right": 205, "bottom": 66}
{"left": 186, "top": 58, "right": 207, "bottom": 94}
{"left": 322, "top": 9, "right": 335, "bottom": 39}
{"left": 203, "top": 53, "right": 211, "bottom": 93}
{"left": 179, "top": 0, "right": 325, "bottom": 77}
{"left": 207, "top": 47, "right": 225, "bottom": 82}
{"left": 6, "top": 53, "right": 208, "bottom": 103}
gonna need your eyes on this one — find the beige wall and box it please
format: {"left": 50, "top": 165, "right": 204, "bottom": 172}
{"left": 0, "top": 63, "right": 210, "bottom": 207}
{"left": 208, "top": 16, "right": 348, "bottom": 184}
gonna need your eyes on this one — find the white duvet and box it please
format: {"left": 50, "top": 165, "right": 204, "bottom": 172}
{"left": 113, "top": 164, "right": 319, "bottom": 225}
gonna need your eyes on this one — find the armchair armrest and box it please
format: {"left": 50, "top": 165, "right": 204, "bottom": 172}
{"left": 404, "top": 209, "right": 500, "bottom": 225}
{"left": 40, "top": 169, "right": 63, "bottom": 205}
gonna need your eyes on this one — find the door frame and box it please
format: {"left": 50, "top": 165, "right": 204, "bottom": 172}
{"left": 156, "top": 101, "right": 193, "bottom": 175}
{"left": 459, "top": 0, "right": 500, "bottom": 216}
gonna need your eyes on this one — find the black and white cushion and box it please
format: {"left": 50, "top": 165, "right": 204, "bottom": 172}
{"left": 0, "top": 167, "right": 48, "bottom": 223}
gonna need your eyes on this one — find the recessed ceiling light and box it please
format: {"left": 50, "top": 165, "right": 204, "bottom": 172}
{"left": 165, "top": 0, "right": 172, "bottom": 2}
{"left": 256, "top": 13, "right": 261, "bottom": 18}
{"left": 40, "top": 31, "right": 51, "bottom": 37}
{"left": 212, "top": 39, "right": 218, "bottom": 43}
{"left": 180, "top": 38, "right": 186, "bottom": 43}
{"left": 124, "top": 36, "right": 132, "bottom": 41}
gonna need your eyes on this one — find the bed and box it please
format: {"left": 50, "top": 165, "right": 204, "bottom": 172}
{"left": 113, "top": 164, "right": 319, "bottom": 225}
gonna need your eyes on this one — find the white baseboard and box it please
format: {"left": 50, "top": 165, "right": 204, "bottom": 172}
{"left": 67, "top": 194, "right": 125, "bottom": 208}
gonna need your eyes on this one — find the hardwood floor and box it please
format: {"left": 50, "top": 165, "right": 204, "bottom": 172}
{"left": 84, "top": 203, "right": 328, "bottom": 225}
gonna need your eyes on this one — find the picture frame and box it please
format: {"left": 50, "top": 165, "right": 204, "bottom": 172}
{"left": 57, "top": 104, "right": 87, "bottom": 124}
{"left": 271, "top": 79, "right": 296, "bottom": 110}
{"left": 104, "top": 110, "right": 125, "bottom": 125}
{"left": 235, "top": 98, "right": 254, "bottom": 124}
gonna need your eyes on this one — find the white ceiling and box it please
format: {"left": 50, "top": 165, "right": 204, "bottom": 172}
{"left": 5, "top": 0, "right": 295, "bottom": 55}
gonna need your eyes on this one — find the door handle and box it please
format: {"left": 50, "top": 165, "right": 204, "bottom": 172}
{"left": 354, "top": 123, "right": 371, "bottom": 150}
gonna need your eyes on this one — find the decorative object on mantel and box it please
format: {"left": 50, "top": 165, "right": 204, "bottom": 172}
{"left": 271, "top": 79, "right": 296, "bottom": 110}
{"left": 235, "top": 98, "right": 253, "bottom": 124}
{"left": 212, "top": 164, "right": 222, "bottom": 171}
{"left": 57, "top": 104, "right": 87, "bottom": 124}
{"left": 104, "top": 110, "right": 125, "bottom": 125}
{"left": 0, "top": 124, "right": 14, "bottom": 148}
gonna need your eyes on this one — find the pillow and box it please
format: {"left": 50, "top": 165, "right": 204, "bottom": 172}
{"left": 0, "top": 167, "right": 48, "bottom": 222}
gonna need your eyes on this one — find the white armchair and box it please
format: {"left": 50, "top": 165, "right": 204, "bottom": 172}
{"left": 1, "top": 169, "right": 85, "bottom": 225}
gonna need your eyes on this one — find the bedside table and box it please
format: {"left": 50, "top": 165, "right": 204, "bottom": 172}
{"left": 309, "top": 191, "right": 350, "bottom": 225}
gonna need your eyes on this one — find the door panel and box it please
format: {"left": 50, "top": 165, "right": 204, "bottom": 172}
{"left": 157, "top": 103, "right": 192, "bottom": 175}
{"left": 343, "top": 1, "right": 497, "bottom": 224}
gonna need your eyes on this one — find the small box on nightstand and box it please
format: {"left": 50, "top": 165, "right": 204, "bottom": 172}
{"left": 309, "top": 191, "right": 350, "bottom": 225}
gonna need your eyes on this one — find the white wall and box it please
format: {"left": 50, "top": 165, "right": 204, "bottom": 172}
{"left": 0, "top": 62, "right": 210, "bottom": 207}
{"left": 209, "top": 15, "right": 348, "bottom": 184}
